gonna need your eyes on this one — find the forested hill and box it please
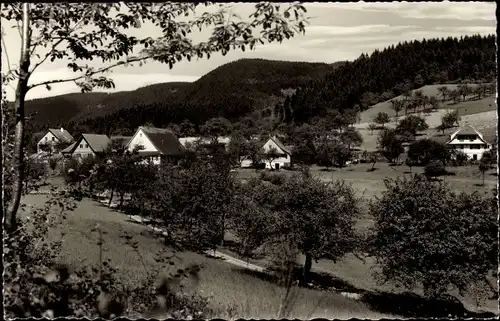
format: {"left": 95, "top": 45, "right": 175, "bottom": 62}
{"left": 27, "top": 34, "right": 495, "bottom": 136}
{"left": 280, "top": 34, "right": 496, "bottom": 124}
{"left": 25, "top": 59, "right": 343, "bottom": 133}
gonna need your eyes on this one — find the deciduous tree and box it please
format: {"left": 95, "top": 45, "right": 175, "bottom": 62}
{"left": 377, "top": 128, "right": 404, "bottom": 163}
{"left": 368, "top": 175, "right": 497, "bottom": 301}
{"left": 373, "top": 112, "right": 390, "bottom": 129}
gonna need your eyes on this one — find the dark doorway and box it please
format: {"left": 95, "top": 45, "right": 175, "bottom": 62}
{"left": 473, "top": 154, "right": 477, "bottom": 160}
{"left": 275, "top": 163, "right": 280, "bottom": 170}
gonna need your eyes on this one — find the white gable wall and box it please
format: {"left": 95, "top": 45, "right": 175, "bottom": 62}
{"left": 72, "top": 137, "right": 96, "bottom": 159}
{"left": 37, "top": 131, "right": 59, "bottom": 153}
{"left": 262, "top": 139, "right": 291, "bottom": 169}
{"left": 127, "top": 128, "right": 161, "bottom": 165}
{"left": 127, "top": 129, "right": 158, "bottom": 152}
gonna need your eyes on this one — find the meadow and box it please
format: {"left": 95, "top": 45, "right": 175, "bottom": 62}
{"left": 19, "top": 193, "right": 391, "bottom": 319}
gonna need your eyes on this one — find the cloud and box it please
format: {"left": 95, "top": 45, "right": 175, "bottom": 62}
{"left": 309, "top": 1, "right": 496, "bottom": 21}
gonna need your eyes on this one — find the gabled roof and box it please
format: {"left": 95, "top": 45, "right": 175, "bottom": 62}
{"left": 268, "top": 136, "right": 292, "bottom": 155}
{"left": 139, "top": 126, "right": 184, "bottom": 155}
{"left": 61, "top": 141, "right": 78, "bottom": 154}
{"left": 63, "top": 134, "right": 111, "bottom": 154}
{"left": 451, "top": 125, "right": 481, "bottom": 138}
{"left": 47, "top": 128, "right": 74, "bottom": 143}
{"left": 82, "top": 134, "right": 111, "bottom": 153}
{"left": 449, "top": 125, "right": 488, "bottom": 144}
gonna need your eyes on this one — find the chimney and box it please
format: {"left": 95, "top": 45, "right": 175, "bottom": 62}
{"left": 60, "top": 127, "right": 64, "bottom": 133}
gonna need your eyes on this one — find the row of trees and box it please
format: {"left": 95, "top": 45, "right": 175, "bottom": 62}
{"left": 437, "top": 83, "right": 495, "bottom": 104}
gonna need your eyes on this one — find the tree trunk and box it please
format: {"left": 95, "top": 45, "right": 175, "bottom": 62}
{"left": 5, "top": 3, "right": 31, "bottom": 233}
{"left": 302, "top": 253, "right": 312, "bottom": 285}
{"left": 108, "top": 189, "right": 114, "bottom": 206}
{"left": 119, "top": 192, "right": 124, "bottom": 208}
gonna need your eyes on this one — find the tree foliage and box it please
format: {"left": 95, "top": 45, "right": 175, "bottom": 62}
{"left": 368, "top": 175, "right": 497, "bottom": 301}
{"left": 377, "top": 128, "right": 404, "bottom": 163}
{"left": 237, "top": 173, "right": 361, "bottom": 283}
{"left": 407, "top": 139, "right": 450, "bottom": 166}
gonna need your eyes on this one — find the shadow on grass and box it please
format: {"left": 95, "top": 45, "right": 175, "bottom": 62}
{"left": 362, "top": 291, "right": 496, "bottom": 318}
{"left": 444, "top": 171, "right": 456, "bottom": 176}
{"left": 366, "top": 168, "right": 378, "bottom": 172}
{"left": 490, "top": 172, "right": 498, "bottom": 177}
{"left": 234, "top": 266, "right": 496, "bottom": 318}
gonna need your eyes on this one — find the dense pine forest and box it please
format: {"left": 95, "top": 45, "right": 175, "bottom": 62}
{"left": 25, "top": 34, "right": 495, "bottom": 137}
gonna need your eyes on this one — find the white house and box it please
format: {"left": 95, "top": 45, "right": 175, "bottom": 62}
{"left": 61, "top": 134, "right": 111, "bottom": 159}
{"left": 261, "top": 136, "right": 292, "bottom": 170}
{"left": 37, "top": 128, "right": 74, "bottom": 154}
{"left": 125, "top": 126, "right": 184, "bottom": 165}
{"left": 446, "top": 125, "right": 492, "bottom": 161}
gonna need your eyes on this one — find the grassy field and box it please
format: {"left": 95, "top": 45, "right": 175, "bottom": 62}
{"left": 19, "top": 193, "right": 390, "bottom": 319}
{"left": 238, "top": 163, "right": 497, "bottom": 200}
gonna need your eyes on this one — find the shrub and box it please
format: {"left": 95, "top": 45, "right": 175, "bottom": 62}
{"left": 259, "top": 171, "right": 287, "bottom": 185}
{"left": 424, "top": 160, "right": 447, "bottom": 179}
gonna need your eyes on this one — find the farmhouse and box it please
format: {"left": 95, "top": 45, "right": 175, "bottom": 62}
{"left": 61, "top": 134, "right": 111, "bottom": 159}
{"left": 446, "top": 125, "right": 492, "bottom": 160}
{"left": 125, "top": 126, "right": 185, "bottom": 165}
{"left": 37, "top": 128, "right": 74, "bottom": 154}
{"left": 261, "top": 136, "right": 293, "bottom": 170}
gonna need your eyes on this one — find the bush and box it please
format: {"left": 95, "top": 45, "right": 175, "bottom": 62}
{"left": 424, "top": 160, "right": 446, "bottom": 179}
{"left": 259, "top": 171, "right": 287, "bottom": 185}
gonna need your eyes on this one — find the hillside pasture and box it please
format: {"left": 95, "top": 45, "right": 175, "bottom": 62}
{"left": 358, "top": 84, "right": 495, "bottom": 125}
{"left": 19, "top": 194, "right": 390, "bottom": 319}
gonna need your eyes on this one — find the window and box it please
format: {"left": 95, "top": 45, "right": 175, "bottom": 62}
{"left": 139, "top": 133, "right": 143, "bottom": 137}
{"left": 473, "top": 154, "right": 477, "bottom": 160}
{"left": 44, "top": 137, "right": 48, "bottom": 141}
{"left": 52, "top": 137, "right": 55, "bottom": 141}
{"left": 79, "top": 144, "right": 83, "bottom": 148}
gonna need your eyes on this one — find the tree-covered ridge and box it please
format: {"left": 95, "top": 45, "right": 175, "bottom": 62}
{"left": 282, "top": 34, "right": 496, "bottom": 124}
{"left": 26, "top": 59, "right": 342, "bottom": 133}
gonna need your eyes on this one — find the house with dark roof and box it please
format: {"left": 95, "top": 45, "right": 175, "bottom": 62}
{"left": 125, "top": 126, "right": 185, "bottom": 165}
{"left": 446, "top": 124, "right": 492, "bottom": 161}
{"left": 261, "top": 136, "right": 293, "bottom": 170}
{"left": 37, "top": 128, "right": 74, "bottom": 154}
{"left": 61, "top": 134, "right": 113, "bottom": 159}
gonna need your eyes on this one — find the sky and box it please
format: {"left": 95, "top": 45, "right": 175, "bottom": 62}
{"left": 1, "top": 1, "right": 496, "bottom": 101}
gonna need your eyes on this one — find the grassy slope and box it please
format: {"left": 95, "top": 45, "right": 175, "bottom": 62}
{"left": 19, "top": 193, "right": 389, "bottom": 319}
{"left": 355, "top": 84, "right": 496, "bottom": 152}
{"left": 359, "top": 84, "right": 495, "bottom": 124}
